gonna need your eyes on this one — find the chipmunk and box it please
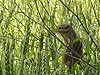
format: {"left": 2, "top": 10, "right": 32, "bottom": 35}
{"left": 57, "top": 23, "right": 83, "bottom": 73}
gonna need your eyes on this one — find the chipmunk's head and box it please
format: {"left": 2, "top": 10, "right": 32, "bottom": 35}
{"left": 56, "top": 23, "right": 73, "bottom": 40}
{"left": 56, "top": 23, "right": 73, "bottom": 44}
{"left": 57, "top": 23, "right": 73, "bottom": 33}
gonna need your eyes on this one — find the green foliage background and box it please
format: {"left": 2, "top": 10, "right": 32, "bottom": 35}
{"left": 0, "top": 0, "right": 100, "bottom": 75}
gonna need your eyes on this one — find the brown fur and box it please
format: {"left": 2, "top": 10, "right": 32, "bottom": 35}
{"left": 57, "top": 23, "right": 83, "bottom": 72}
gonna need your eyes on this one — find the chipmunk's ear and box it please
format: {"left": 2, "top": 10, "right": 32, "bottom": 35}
{"left": 69, "top": 23, "right": 73, "bottom": 26}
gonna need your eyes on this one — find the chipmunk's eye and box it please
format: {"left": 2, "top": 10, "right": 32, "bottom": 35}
{"left": 58, "top": 27, "right": 62, "bottom": 29}
{"left": 65, "top": 26, "right": 68, "bottom": 29}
